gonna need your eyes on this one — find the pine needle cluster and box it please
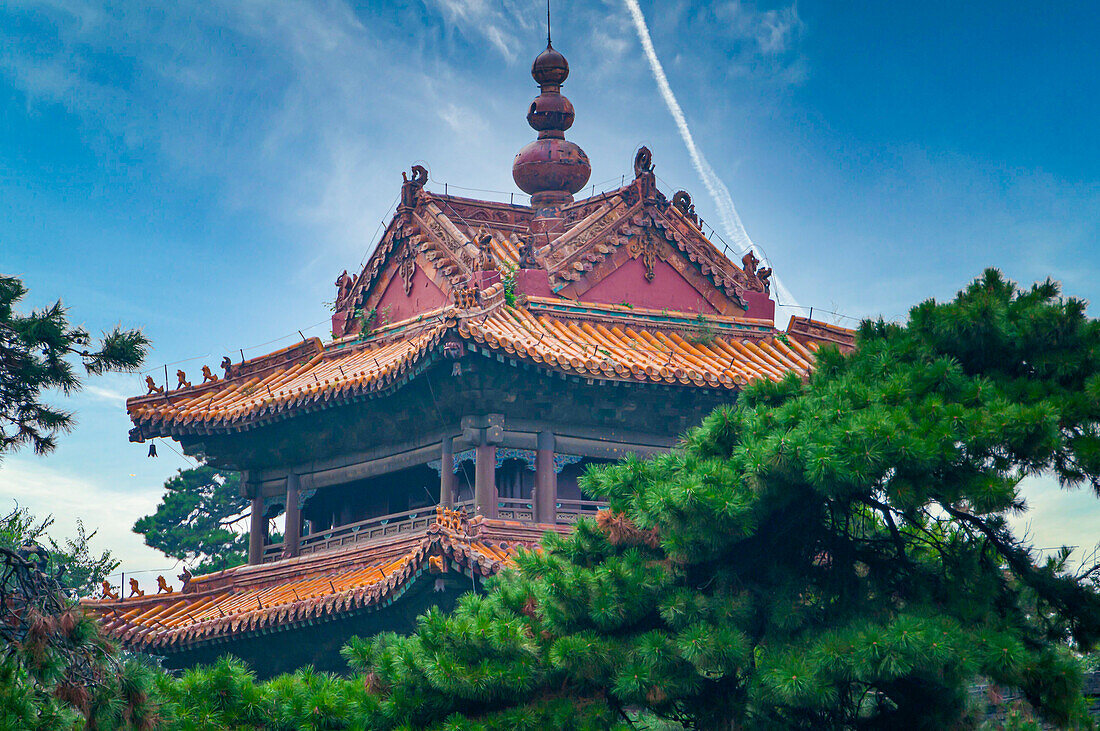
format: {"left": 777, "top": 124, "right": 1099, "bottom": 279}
{"left": 338, "top": 270, "right": 1100, "bottom": 729}
{"left": 0, "top": 274, "right": 149, "bottom": 460}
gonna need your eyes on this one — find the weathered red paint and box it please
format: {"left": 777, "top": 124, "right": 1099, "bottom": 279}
{"left": 373, "top": 266, "right": 448, "bottom": 326}
{"left": 331, "top": 310, "right": 351, "bottom": 339}
{"left": 578, "top": 256, "right": 719, "bottom": 314}
{"left": 740, "top": 291, "right": 776, "bottom": 321}
{"left": 513, "top": 269, "right": 554, "bottom": 298}
{"left": 472, "top": 270, "right": 502, "bottom": 290}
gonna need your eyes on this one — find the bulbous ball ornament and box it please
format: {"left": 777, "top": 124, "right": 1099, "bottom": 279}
{"left": 513, "top": 139, "right": 591, "bottom": 197}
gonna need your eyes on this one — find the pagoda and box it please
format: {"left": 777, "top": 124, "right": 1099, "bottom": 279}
{"left": 85, "top": 35, "right": 853, "bottom": 677}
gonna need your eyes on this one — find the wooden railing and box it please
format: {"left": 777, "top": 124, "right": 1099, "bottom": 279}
{"left": 262, "top": 543, "right": 283, "bottom": 562}
{"left": 298, "top": 506, "right": 439, "bottom": 556}
{"left": 497, "top": 497, "right": 534, "bottom": 522}
{"left": 259, "top": 498, "right": 607, "bottom": 563}
{"left": 555, "top": 499, "right": 608, "bottom": 524}
{"left": 497, "top": 498, "right": 608, "bottom": 524}
{"left": 261, "top": 505, "right": 438, "bottom": 562}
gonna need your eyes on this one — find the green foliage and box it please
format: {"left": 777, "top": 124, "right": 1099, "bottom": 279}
{"left": 133, "top": 466, "right": 248, "bottom": 575}
{"left": 150, "top": 656, "right": 377, "bottom": 730}
{"left": 0, "top": 656, "right": 84, "bottom": 730}
{"left": 4, "top": 269, "right": 1099, "bottom": 729}
{"left": 354, "top": 306, "right": 377, "bottom": 338}
{"left": 0, "top": 274, "right": 148, "bottom": 459}
{"left": 337, "top": 270, "right": 1100, "bottom": 728}
{"left": 686, "top": 312, "right": 716, "bottom": 345}
{"left": 501, "top": 265, "right": 517, "bottom": 307}
{"left": 0, "top": 551, "right": 163, "bottom": 729}
{"left": 0, "top": 505, "right": 118, "bottom": 596}
{"left": 353, "top": 304, "right": 394, "bottom": 340}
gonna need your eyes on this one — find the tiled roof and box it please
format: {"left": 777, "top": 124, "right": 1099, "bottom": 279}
{"left": 459, "top": 301, "right": 816, "bottom": 388}
{"left": 126, "top": 299, "right": 835, "bottom": 439}
{"left": 333, "top": 177, "right": 774, "bottom": 335}
{"left": 82, "top": 509, "right": 554, "bottom": 652}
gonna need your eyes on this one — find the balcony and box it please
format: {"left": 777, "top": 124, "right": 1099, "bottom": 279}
{"left": 262, "top": 498, "right": 608, "bottom": 563}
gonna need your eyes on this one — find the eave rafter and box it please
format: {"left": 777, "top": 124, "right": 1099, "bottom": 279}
{"left": 126, "top": 294, "right": 841, "bottom": 441}
{"left": 82, "top": 509, "right": 554, "bottom": 653}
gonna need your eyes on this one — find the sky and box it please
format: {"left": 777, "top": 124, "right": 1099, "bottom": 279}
{"left": 1, "top": 0, "right": 1098, "bottom": 584}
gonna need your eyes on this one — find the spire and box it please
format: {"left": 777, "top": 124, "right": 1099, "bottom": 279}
{"left": 512, "top": 16, "right": 591, "bottom": 234}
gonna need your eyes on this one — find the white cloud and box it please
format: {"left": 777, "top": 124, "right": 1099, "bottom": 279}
{"left": 0, "top": 0, "right": 419, "bottom": 259}
{"left": 427, "top": 0, "right": 525, "bottom": 62}
{"left": 68, "top": 372, "right": 142, "bottom": 407}
{"left": 81, "top": 384, "right": 129, "bottom": 404}
{"left": 714, "top": 1, "right": 803, "bottom": 56}
{"left": 622, "top": 0, "right": 800, "bottom": 312}
{"left": 0, "top": 457, "right": 172, "bottom": 590}
{"left": 438, "top": 102, "right": 489, "bottom": 137}
{"left": 1010, "top": 474, "right": 1100, "bottom": 571}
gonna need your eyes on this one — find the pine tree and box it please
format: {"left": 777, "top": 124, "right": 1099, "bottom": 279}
{"left": 133, "top": 466, "right": 250, "bottom": 575}
{"left": 338, "top": 270, "right": 1100, "bottom": 729}
{"left": 0, "top": 541, "right": 162, "bottom": 729}
{"left": 0, "top": 274, "right": 149, "bottom": 459}
{"left": 0, "top": 506, "right": 119, "bottom": 596}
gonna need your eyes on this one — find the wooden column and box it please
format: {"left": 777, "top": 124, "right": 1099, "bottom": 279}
{"left": 535, "top": 431, "right": 557, "bottom": 524}
{"left": 475, "top": 442, "right": 497, "bottom": 518}
{"left": 440, "top": 436, "right": 455, "bottom": 508}
{"left": 283, "top": 473, "right": 301, "bottom": 559}
{"left": 248, "top": 492, "right": 265, "bottom": 565}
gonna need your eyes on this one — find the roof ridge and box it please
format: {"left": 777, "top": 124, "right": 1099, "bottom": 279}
{"left": 126, "top": 301, "right": 833, "bottom": 439}
{"left": 83, "top": 508, "right": 545, "bottom": 652}
{"left": 522, "top": 296, "right": 774, "bottom": 327}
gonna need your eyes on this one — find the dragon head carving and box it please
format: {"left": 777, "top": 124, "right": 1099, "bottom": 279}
{"left": 634, "top": 146, "right": 654, "bottom": 177}
{"left": 402, "top": 164, "right": 429, "bottom": 187}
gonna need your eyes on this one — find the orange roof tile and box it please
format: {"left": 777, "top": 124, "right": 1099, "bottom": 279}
{"left": 83, "top": 509, "right": 556, "bottom": 652}
{"left": 126, "top": 298, "right": 834, "bottom": 439}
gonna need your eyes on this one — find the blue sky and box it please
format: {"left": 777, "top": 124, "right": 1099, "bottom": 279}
{"left": 1, "top": 0, "right": 1098, "bottom": 582}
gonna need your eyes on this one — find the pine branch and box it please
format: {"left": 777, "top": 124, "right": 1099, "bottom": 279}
{"left": 860, "top": 495, "right": 911, "bottom": 568}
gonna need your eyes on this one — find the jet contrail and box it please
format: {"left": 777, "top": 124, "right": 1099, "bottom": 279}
{"left": 622, "top": 0, "right": 800, "bottom": 311}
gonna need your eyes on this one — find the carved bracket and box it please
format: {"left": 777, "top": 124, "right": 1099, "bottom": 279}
{"left": 628, "top": 229, "right": 665, "bottom": 282}
{"left": 398, "top": 239, "right": 417, "bottom": 294}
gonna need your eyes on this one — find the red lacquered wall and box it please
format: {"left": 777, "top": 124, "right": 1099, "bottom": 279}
{"left": 577, "top": 257, "right": 719, "bottom": 314}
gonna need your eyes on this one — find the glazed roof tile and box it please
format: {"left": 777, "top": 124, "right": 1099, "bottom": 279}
{"left": 83, "top": 509, "right": 553, "bottom": 652}
{"left": 335, "top": 178, "right": 774, "bottom": 329}
{"left": 127, "top": 298, "right": 841, "bottom": 439}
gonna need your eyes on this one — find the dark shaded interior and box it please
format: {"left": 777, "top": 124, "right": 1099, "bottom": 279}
{"left": 301, "top": 464, "right": 443, "bottom": 533}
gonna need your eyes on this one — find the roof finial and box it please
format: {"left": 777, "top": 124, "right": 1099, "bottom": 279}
{"left": 513, "top": 14, "right": 591, "bottom": 233}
